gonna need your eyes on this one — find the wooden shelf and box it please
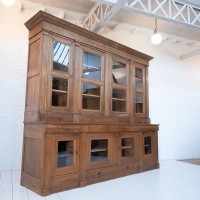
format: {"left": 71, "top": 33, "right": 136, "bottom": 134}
{"left": 52, "top": 89, "right": 68, "bottom": 94}
{"left": 82, "top": 94, "right": 100, "bottom": 98}
{"left": 91, "top": 148, "right": 108, "bottom": 153}
{"left": 58, "top": 152, "right": 73, "bottom": 158}
{"left": 121, "top": 146, "right": 133, "bottom": 149}
{"left": 112, "top": 98, "right": 126, "bottom": 101}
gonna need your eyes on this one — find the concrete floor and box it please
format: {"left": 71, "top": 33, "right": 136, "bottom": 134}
{"left": 0, "top": 160, "right": 200, "bottom": 200}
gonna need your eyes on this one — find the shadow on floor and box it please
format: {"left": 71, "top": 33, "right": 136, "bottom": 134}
{"left": 179, "top": 158, "right": 200, "bottom": 165}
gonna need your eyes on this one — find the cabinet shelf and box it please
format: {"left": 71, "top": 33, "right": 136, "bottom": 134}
{"left": 58, "top": 152, "right": 72, "bottom": 158}
{"left": 112, "top": 98, "right": 126, "bottom": 101}
{"left": 91, "top": 148, "right": 108, "bottom": 153}
{"left": 83, "top": 94, "right": 100, "bottom": 98}
{"left": 121, "top": 146, "right": 133, "bottom": 149}
{"left": 52, "top": 89, "right": 68, "bottom": 94}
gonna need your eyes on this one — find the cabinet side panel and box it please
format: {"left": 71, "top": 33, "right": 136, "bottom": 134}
{"left": 21, "top": 172, "right": 41, "bottom": 195}
{"left": 23, "top": 137, "right": 42, "bottom": 179}
{"left": 28, "top": 39, "right": 41, "bottom": 77}
{"left": 26, "top": 75, "right": 39, "bottom": 111}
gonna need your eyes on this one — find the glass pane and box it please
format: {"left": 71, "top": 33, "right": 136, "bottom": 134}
{"left": 91, "top": 139, "right": 108, "bottom": 163}
{"left": 83, "top": 51, "right": 101, "bottom": 80}
{"left": 83, "top": 83, "right": 100, "bottom": 96}
{"left": 122, "top": 138, "right": 134, "bottom": 158}
{"left": 144, "top": 136, "right": 152, "bottom": 154}
{"left": 112, "top": 60, "right": 126, "bottom": 84}
{"left": 112, "top": 89, "right": 126, "bottom": 112}
{"left": 52, "top": 77, "right": 68, "bottom": 91}
{"left": 52, "top": 91, "right": 67, "bottom": 107}
{"left": 82, "top": 96, "right": 100, "bottom": 110}
{"left": 53, "top": 41, "right": 69, "bottom": 72}
{"left": 135, "top": 68, "right": 143, "bottom": 88}
{"left": 82, "top": 83, "right": 100, "bottom": 110}
{"left": 52, "top": 77, "right": 68, "bottom": 107}
{"left": 57, "top": 141, "right": 73, "bottom": 168}
{"left": 112, "top": 89, "right": 126, "bottom": 99}
{"left": 135, "top": 92, "right": 143, "bottom": 113}
{"left": 135, "top": 68, "right": 142, "bottom": 79}
{"left": 112, "top": 100, "right": 126, "bottom": 112}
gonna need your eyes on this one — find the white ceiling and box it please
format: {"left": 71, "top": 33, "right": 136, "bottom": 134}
{"left": 113, "top": 10, "right": 200, "bottom": 42}
{"left": 22, "top": 0, "right": 200, "bottom": 42}
{"left": 24, "top": 0, "right": 95, "bottom": 13}
{"left": 2, "top": 0, "right": 200, "bottom": 58}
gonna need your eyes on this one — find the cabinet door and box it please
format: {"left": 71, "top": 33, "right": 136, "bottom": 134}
{"left": 49, "top": 36, "right": 74, "bottom": 112}
{"left": 134, "top": 64, "right": 146, "bottom": 116}
{"left": 118, "top": 133, "right": 139, "bottom": 164}
{"left": 111, "top": 56, "right": 129, "bottom": 114}
{"left": 80, "top": 47, "right": 105, "bottom": 113}
{"left": 86, "top": 134, "right": 113, "bottom": 170}
{"left": 143, "top": 133, "right": 155, "bottom": 159}
{"left": 52, "top": 134, "right": 79, "bottom": 176}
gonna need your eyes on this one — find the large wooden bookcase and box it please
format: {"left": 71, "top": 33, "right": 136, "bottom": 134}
{"left": 21, "top": 11, "right": 159, "bottom": 196}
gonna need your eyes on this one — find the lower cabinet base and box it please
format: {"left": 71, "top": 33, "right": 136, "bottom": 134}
{"left": 21, "top": 161, "right": 159, "bottom": 196}
{"left": 21, "top": 123, "right": 159, "bottom": 196}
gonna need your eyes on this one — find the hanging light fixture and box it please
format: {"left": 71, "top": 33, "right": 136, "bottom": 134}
{"left": 151, "top": 18, "right": 162, "bottom": 45}
{"left": 1, "top": 0, "right": 16, "bottom": 6}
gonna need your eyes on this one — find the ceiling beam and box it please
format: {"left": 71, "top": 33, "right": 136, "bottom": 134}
{"left": 83, "top": 0, "right": 127, "bottom": 32}
{"left": 91, "top": 0, "right": 200, "bottom": 29}
{"left": 179, "top": 48, "right": 200, "bottom": 59}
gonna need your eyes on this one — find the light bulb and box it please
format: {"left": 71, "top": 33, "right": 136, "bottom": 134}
{"left": 84, "top": 71, "right": 89, "bottom": 75}
{"left": 1, "top": 0, "right": 16, "bottom": 6}
{"left": 151, "top": 33, "right": 162, "bottom": 45}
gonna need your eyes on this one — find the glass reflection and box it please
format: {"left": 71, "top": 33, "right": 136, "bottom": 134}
{"left": 83, "top": 51, "right": 101, "bottom": 80}
{"left": 53, "top": 41, "right": 69, "bottom": 72}
{"left": 112, "top": 60, "right": 126, "bottom": 84}
{"left": 135, "top": 68, "right": 143, "bottom": 88}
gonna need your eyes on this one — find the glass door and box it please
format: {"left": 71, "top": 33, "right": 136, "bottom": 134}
{"left": 134, "top": 65, "right": 145, "bottom": 115}
{"left": 81, "top": 48, "right": 104, "bottom": 112}
{"left": 143, "top": 133, "right": 155, "bottom": 160}
{"left": 53, "top": 134, "right": 79, "bottom": 176}
{"left": 118, "top": 133, "right": 138, "bottom": 164}
{"left": 90, "top": 139, "right": 108, "bottom": 163}
{"left": 86, "top": 134, "right": 113, "bottom": 170}
{"left": 111, "top": 58, "right": 128, "bottom": 113}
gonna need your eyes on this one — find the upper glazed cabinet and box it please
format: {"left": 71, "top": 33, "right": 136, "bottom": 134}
{"left": 35, "top": 35, "right": 151, "bottom": 125}
{"left": 24, "top": 11, "right": 152, "bottom": 125}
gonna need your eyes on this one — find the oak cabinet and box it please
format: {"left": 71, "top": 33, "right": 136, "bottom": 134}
{"left": 21, "top": 11, "right": 159, "bottom": 196}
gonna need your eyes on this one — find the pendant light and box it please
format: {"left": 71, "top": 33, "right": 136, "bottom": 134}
{"left": 1, "top": 0, "right": 16, "bottom": 6}
{"left": 151, "top": 18, "right": 162, "bottom": 45}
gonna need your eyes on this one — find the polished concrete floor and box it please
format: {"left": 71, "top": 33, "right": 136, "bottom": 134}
{"left": 0, "top": 160, "right": 200, "bottom": 200}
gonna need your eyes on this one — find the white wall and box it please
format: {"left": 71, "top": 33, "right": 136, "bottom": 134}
{"left": 0, "top": 6, "right": 200, "bottom": 171}
{"left": 0, "top": 7, "right": 36, "bottom": 170}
